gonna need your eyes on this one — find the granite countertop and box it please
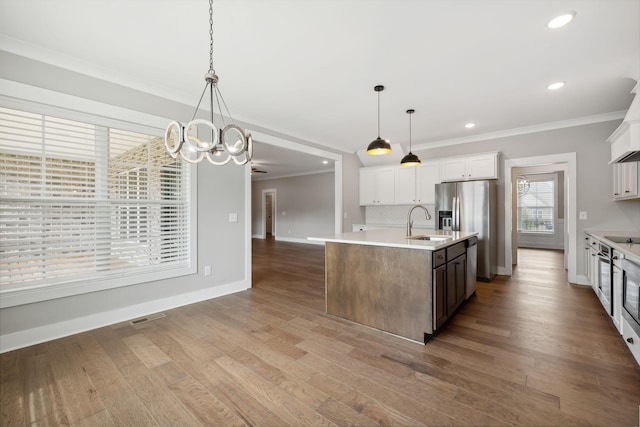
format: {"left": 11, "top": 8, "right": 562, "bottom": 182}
{"left": 585, "top": 230, "right": 640, "bottom": 263}
{"left": 308, "top": 228, "right": 478, "bottom": 251}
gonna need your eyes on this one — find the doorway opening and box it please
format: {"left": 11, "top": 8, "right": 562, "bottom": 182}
{"left": 261, "top": 189, "right": 276, "bottom": 239}
{"left": 504, "top": 152, "right": 577, "bottom": 283}
{"left": 513, "top": 165, "right": 568, "bottom": 269}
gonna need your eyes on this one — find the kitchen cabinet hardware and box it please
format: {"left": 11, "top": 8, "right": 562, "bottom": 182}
{"left": 627, "top": 337, "right": 634, "bottom": 344}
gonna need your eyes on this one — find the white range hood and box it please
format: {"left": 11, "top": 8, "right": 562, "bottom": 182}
{"left": 608, "top": 80, "right": 640, "bottom": 164}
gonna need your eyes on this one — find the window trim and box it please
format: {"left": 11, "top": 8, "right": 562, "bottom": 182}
{"left": 0, "top": 82, "right": 197, "bottom": 308}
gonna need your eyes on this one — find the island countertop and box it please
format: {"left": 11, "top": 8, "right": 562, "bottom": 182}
{"left": 308, "top": 228, "right": 478, "bottom": 251}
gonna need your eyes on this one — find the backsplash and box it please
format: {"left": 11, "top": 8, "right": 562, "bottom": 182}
{"left": 365, "top": 204, "right": 436, "bottom": 228}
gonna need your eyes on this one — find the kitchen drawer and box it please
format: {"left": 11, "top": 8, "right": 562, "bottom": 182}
{"left": 446, "top": 242, "right": 466, "bottom": 262}
{"left": 433, "top": 249, "right": 446, "bottom": 267}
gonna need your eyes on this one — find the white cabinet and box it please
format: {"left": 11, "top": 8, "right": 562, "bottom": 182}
{"left": 612, "top": 249, "right": 623, "bottom": 333}
{"left": 440, "top": 153, "right": 498, "bottom": 182}
{"left": 394, "top": 166, "right": 418, "bottom": 205}
{"left": 613, "top": 161, "right": 639, "bottom": 200}
{"left": 394, "top": 162, "right": 440, "bottom": 205}
{"left": 587, "top": 236, "right": 598, "bottom": 291}
{"left": 584, "top": 236, "right": 593, "bottom": 285}
{"left": 416, "top": 162, "right": 440, "bottom": 204}
{"left": 359, "top": 167, "right": 395, "bottom": 205}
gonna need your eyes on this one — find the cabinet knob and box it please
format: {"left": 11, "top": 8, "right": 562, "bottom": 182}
{"left": 627, "top": 337, "right": 634, "bottom": 344}
{"left": 614, "top": 193, "right": 619, "bottom": 196}
{"left": 625, "top": 190, "right": 630, "bottom": 193}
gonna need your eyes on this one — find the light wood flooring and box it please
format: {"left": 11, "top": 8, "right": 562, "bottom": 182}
{"left": 1, "top": 241, "right": 639, "bottom": 426}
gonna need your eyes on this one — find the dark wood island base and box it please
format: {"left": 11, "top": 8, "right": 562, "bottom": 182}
{"left": 325, "top": 242, "right": 433, "bottom": 343}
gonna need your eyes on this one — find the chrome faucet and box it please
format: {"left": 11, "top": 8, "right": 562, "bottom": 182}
{"left": 406, "top": 204, "right": 432, "bottom": 237}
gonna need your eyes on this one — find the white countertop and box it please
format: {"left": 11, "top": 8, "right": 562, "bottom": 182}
{"left": 585, "top": 229, "right": 640, "bottom": 263}
{"left": 308, "top": 228, "right": 478, "bottom": 251}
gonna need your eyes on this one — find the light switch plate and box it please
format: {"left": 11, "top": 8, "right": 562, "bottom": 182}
{"left": 579, "top": 211, "right": 587, "bottom": 220}
{"left": 228, "top": 213, "right": 238, "bottom": 223}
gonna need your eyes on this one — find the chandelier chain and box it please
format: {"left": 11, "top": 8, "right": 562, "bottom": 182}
{"left": 208, "top": 0, "right": 214, "bottom": 73}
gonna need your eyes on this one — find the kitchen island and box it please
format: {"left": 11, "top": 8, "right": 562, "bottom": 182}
{"left": 308, "top": 229, "right": 478, "bottom": 344}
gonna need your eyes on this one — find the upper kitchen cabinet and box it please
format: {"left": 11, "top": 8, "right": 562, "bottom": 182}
{"left": 608, "top": 80, "right": 639, "bottom": 163}
{"left": 613, "top": 161, "right": 639, "bottom": 200}
{"left": 440, "top": 153, "right": 499, "bottom": 182}
{"left": 416, "top": 162, "right": 440, "bottom": 204}
{"left": 359, "top": 166, "right": 395, "bottom": 205}
{"left": 395, "top": 162, "right": 440, "bottom": 205}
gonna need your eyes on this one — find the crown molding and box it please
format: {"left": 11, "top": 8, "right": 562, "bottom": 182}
{"left": 413, "top": 111, "right": 626, "bottom": 151}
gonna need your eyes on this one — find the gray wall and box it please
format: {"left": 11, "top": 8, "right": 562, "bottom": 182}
{"left": 413, "top": 120, "right": 640, "bottom": 277}
{"left": 252, "top": 172, "right": 335, "bottom": 241}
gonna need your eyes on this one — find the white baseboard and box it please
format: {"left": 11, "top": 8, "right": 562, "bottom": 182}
{"left": 275, "top": 236, "right": 325, "bottom": 246}
{"left": 573, "top": 274, "right": 591, "bottom": 286}
{"left": 0, "top": 279, "right": 250, "bottom": 354}
{"left": 495, "top": 266, "right": 508, "bottom": 276}
{"left": 252, "top": 234, "right": 263, "bottom": 239}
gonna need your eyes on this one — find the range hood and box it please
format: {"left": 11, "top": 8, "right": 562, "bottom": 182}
{"left": 609, "top": 80, "right": 639, "bottom": 164}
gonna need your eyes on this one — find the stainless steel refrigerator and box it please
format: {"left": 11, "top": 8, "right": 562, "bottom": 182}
{"left": 435, "top": 180, "right": 497, "bottom": 282}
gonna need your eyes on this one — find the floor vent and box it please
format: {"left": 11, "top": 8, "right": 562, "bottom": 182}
{"left": 129, "top": 313, "right": 166, "bottom": 326}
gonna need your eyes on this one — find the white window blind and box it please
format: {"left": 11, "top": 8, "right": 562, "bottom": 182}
{"left": 0, "top": 106, "right": 191, "bottom": 291}
{"left": 517, "top": 175, "right": 555, "bottom": 234}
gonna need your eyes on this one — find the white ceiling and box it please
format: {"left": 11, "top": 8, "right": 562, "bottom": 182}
{"left": 1, "top": 0, "right": 638, "bottom": 177}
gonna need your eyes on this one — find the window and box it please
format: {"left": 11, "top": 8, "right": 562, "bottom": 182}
{"left": 0, "top": 106, "right": 192, "bottom": 300}
{"left": 517, "top": 174, "right": 555, "bottom": 233}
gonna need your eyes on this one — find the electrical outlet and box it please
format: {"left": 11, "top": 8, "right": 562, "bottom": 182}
{"left": 228, "top": 213, "right": 238, "bottom": 223}
{"left": 579, "top": 211, "right": 587, "bottom": 220}
{"left": 204, "top": 265, "right": 212, "bottom": 276}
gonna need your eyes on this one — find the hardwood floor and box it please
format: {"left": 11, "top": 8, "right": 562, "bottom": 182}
{"left": 1, "top": 242, "right": 639, "bottom": 426}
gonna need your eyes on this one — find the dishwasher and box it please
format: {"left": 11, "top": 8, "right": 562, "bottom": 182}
{"left": 466, "top": 236, "right": 478, "bottom": 298}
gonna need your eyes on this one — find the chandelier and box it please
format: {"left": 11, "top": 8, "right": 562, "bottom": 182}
{"left": 517, "top": 176, "right": 530, "bottom": 195}
{"left": 164, "top": 0, "right": 252, "bottom": 165}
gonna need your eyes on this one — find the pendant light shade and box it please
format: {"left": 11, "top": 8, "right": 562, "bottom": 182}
{"left": 400, "top": 109, "right": 421, "bottom": 166}
{"left": 367, "top": 85, "right": 392, "bottom": 155}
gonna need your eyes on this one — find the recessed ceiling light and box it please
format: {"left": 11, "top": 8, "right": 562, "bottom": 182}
{"left": 547, "top": 81, "right": 566, "bottom": 91}
{"left": 322, "top": 160, "right": 329, "bottom": 164}
{"left": 547, "top": 11, "right": 576, "bottom": 29}
{"left": 464, "top": 122, "right": 476, "bottom": 129}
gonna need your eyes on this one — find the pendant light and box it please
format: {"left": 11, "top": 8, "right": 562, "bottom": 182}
{"left": 400, "top": 109, "right": 421, "bottom": 166}
{"left": 366, "top": 85, "right": 392, "bottom": 155}
{"left": 164, "top": 0, "right": 252, "bottom": 166}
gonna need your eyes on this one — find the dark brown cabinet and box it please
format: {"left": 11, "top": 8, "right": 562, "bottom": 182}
{"left": 433, "top": 243, "right": 467, "bottom": 330}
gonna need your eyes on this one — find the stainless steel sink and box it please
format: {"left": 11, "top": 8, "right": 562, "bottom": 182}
{"left": 407, "top": 235, "right": 452, "bottom": 241}
{"left": 605, "top": 236, "right": 640, "bottom": 244}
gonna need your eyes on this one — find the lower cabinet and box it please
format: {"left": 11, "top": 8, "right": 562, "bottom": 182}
{"left": 433, "top": 243, "right": 467, "bottom": 330}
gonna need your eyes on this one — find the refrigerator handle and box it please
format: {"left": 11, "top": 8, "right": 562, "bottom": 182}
{"left": 453, "top": 196, "right": 458, "bottom": 230}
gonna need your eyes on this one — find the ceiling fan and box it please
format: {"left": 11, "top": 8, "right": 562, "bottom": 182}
{"left": 251, "top": 166, "right": 267, "bottom": 174}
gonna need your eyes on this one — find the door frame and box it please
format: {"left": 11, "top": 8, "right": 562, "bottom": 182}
{"left": 504, "top": 152, "right": 576, "bottom": 282}
{"left": 261, "top": 188, "right": 276, "bottom": 239}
